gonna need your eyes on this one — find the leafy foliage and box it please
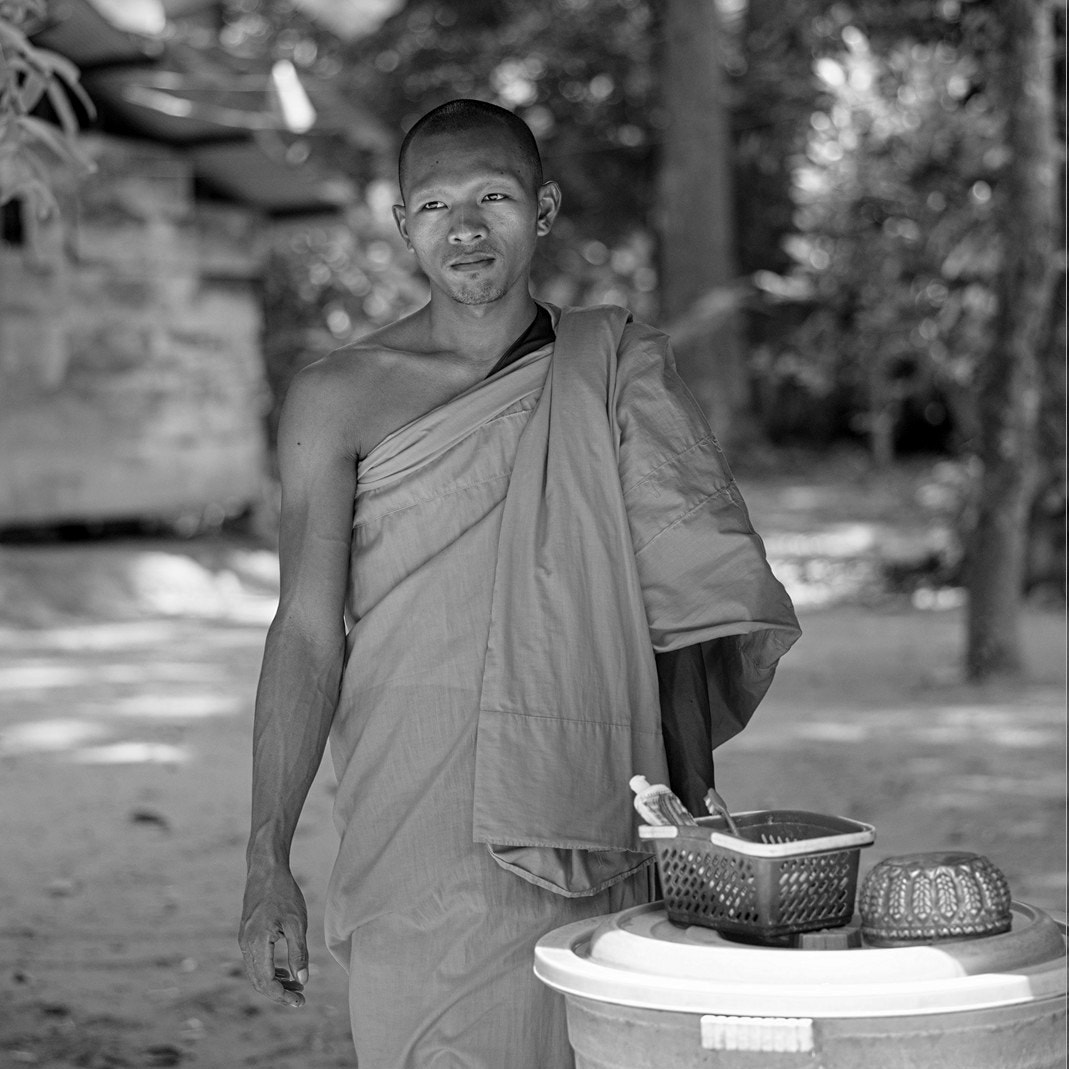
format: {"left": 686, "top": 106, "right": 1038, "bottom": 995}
{"left": 219, "top": 0, "right": 1063, "bottom": 473}
{"left": 742, "top": 0, "right": 1061, "bottom": 462}
{"left": 0, "top": 0, "right": 95, "bottom": 233}
{"left": 759, "top": 18, "right": 1006, "bottom": 453}
{"left": 221, "top": 0, "right": 665, "bottom": 434}
{"left": 345, "top": 0, "right": 657, "bottom": 243}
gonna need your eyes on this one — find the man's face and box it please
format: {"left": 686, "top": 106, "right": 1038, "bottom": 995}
{"left": 393, "top": 126, "right": 560, "bottom": 307}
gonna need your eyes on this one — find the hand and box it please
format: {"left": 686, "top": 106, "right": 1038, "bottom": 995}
{"left": 238, "top": 863, "right": 310, "bottom": 1008}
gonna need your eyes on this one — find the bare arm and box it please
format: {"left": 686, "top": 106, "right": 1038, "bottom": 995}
{"left": 238, "top": 363, "right": 357, "bottom": 1008}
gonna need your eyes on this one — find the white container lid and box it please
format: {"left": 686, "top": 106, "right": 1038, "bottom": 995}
{"left": 534, "top": 901, "right": 1067, "bottom": 1018}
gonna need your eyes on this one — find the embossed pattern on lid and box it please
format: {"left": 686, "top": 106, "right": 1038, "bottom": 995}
{"left": 859, "top": 852, "right": 1013, "bottom": 946}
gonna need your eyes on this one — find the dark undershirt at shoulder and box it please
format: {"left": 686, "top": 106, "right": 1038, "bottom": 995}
{"left": 484, "top": 304, "right": 556, "bottom": 379}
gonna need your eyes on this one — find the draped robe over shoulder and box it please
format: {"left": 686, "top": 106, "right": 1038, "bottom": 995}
{"left": 323, "top": 304, "right": 800, "bottom": 1069}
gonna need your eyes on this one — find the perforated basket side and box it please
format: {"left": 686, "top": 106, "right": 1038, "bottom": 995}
{"left": 654, "top": 837, "right": 863, "bottom": 938}
{"left": 658, "top": 842, "right": 762, "bottom": 928}
{"left": 774, "top": 851, "right": 859, "bottom": 930}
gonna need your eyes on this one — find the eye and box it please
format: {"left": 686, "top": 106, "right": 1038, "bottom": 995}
{"left": 483, "top": 192, "right": 508, "bottom": 202}
{"left": 419, "top": 200, "right": 445, "bottom": 211}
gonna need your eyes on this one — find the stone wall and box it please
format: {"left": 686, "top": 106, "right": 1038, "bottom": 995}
{"left": 0, "top": 135, "right": 269, "bottom": 528}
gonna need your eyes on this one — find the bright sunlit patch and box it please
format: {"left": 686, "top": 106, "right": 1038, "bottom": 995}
{"left": 11, "top": 623, "right": 183, "bottom": 652}
{"left": 71, "top": 742, "right": 189, "bottom": 765}
{"left": 764, "top": 523, "right": 879, "bottom": 558}
{"left": 291, "top": 0, "right": 403, "bottom": 39}
{"left": 766, "top": 557, "right": 879, "bottom": 609}
{"left": 0, "top": 662, "right": 234, "bottom": 692}
{"left": 796, "top": 722, "right": 871, "bottom": 743}
{"left": 125, "top": 553, "right": 279, "bottom": 623}
{"left": 0, "top": 665, "right": 95, "bottom": 690}
{"left": 948, "top": 773, "right": 1066, "bottom": 799}
{"left": 131, "top": 554, "right": 229, "bottom": 615}
{"left": 987, "top": 727, "right": 1063, "bottom": 748}
{"left": 912, "top": 586, "right": 966, "bottom": 611}
{"left": 270, "top": 60, "right": 317, "bottom": 133}
{"left": 937, "top": 706, "right": 1055, "bottom": 730}
{"left": 87, "top": 662, "right": 216, "bottom": 685}
{"left": 926, "top": 707, "right": 1061, "bottom": 749}
{"left": 106, "top": 693, "right": 243, "bottom": 719}
{"left": 0, "top": 718, "right": 107, "bottom": 754}
{"left": 86, "top": 0, "right": 166, "bottom": 36}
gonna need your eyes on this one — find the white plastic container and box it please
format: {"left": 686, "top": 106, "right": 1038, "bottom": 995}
{"left": 534, "top": 901, "right": 1067, "bottom": 1068}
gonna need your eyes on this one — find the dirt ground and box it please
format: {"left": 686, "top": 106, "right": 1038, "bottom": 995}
{"left": 0, "top": 462, "right": 1064, "bottom": 1068}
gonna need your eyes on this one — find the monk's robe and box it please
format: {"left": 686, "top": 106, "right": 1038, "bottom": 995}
{"left": 323, "top": 304, "right": 800, "bottom": 1069}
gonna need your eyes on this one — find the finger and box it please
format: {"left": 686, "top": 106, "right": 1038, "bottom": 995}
{"left": 256, "top": 970, "right": 304, "bottom": 1007}
{"left": 241, "top": 928, "right": 288, "bottom": 1001}
{"left": 272, "top": 968, "right": 306, "bottom": 1007}
{"left": 245, "top": 950, "right": 304, "bottom": 1007}
{"left": 283, "top": 918, "right": 310, "bottom": 987}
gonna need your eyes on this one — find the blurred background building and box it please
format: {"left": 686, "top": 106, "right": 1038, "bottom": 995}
{"left": 0, "top": 0, "right": 386, "bottom": 529}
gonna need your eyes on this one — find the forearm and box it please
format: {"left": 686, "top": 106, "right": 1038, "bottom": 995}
{"left": 245, "top": 618, "right": 344, "bottom": 870}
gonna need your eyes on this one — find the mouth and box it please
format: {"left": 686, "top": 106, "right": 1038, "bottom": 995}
{"left": 448, "top": 254, "right": 496, "bottom": 270}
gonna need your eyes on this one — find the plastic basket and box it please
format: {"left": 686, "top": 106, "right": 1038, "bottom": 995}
{"left": 639, "top": 810, "right": 875, "bottom": 942}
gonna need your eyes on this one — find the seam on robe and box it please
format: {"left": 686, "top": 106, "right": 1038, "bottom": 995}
{"left": 356, "top": 407, "right": 539, "bottom": 493}
{"left": 650, "top": 619, "right": 797, "bottom": 657}
{"left": 357, "top": 347, "right": 551, "bottom": 471}
{"left": 487, "top": 847, "right": 653, "bottom": 898}
{"left": 632, "top": 482, "right": 743, "bottom": 554}
{"left": 737, "top": 630, "right": 799, "bottom": 671}
{"left": 353, "top": 471, "right": 512, "bottom": 528}
{"left": 472, "top": 305, "right": 671, "bottom": 886}
{"left": 621, "top": 431, "right": 724, "bottom": 497}
{"left": 471, "top": 303, "right": 800, "bottom": 893}
{"left": 475, "top": 834, "right": 643, "bottom": 851}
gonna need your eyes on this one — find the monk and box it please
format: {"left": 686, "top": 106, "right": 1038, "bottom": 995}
{"left": 239, "top": 98, "right": 800, "bottom": 1068}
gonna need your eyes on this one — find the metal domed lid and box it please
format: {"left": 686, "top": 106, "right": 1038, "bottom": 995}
{"left": 859, "top": 852, "right": 1013, "bottom": 946}
{"left": 533, "top": 901, "right": 1067, "bottom": 1018}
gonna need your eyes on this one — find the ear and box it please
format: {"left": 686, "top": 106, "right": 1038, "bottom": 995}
{"left": 392, "top": 203, "right": 411, "bottom": 248}
{"left": 535, "top": 181, "right": 562, "bottom": 236}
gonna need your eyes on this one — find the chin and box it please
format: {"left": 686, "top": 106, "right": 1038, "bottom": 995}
{"left": 450, "top": 283, "right": 507, "bottom": 306}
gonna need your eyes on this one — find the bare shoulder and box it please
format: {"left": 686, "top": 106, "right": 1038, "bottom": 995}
{"left": 279, "top": 319, "right": 416, "bottom": 460}
{"left": 298, "top": 308, "right": 478, "bottom": 457}
{"left": 282, "top": 305, "right": 502, "bottom": 458}
{"left": 277, "top": 356, "right": 360, "bottom": 459}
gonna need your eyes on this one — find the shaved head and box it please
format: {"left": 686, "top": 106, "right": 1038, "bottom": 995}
{"left": 398, "top": 99, "right": 543, "bottom": 199}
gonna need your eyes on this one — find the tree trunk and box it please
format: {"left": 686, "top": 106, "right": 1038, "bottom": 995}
{"left": 655, "top": 0, "right": 747, "bottom": 443}
{"left": 965, "top": 0, "right": 1057, "bottom": 680}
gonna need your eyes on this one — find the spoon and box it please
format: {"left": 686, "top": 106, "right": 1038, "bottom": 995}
{"left": 703, "top": 786, "right": 742, "bottom": 837}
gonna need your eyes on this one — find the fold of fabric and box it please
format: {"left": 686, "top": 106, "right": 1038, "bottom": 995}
{"left": 356, "top": 344, "right": 551, "bottom": 491}
{"left": 325, "top": 343, "right": 555, "bottom": 960}
{"left": 323, "top": 303, "right": 799, "bottom": 1065}
{"left": 474, "top": 305, "right": 801, "bottom": 892}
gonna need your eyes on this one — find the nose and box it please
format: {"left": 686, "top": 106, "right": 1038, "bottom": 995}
{"left": 448, "top": 206, "right": 486, "bottom": 244}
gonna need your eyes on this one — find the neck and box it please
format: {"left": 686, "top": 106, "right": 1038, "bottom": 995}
{"left": 425, "top": 290, "right": 538, "bottom": 362}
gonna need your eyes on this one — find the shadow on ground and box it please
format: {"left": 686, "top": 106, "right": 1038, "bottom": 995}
{"left": 0, "top": 460, "right": 1064, "bottom": 1068}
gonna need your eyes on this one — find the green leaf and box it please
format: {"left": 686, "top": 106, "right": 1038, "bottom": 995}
{"left": 55, "top": 67, "right": 96, "bottom": 121}
{"left": 26, "top": 180, "right": 59, "bottom": 221}
{"left": 32, "top": 47, "right": 84, "bottom": 87}
{"left": 45, "top": 78, "right": 79, "bottom": 135}
{"left": 0, "top": 18, "right": 33, "bottom": 52}
{"left": 16, "top": 69, "right": 48, "bottom": 113}
{"left": 15, "top": 114, "right": 83, "bottom": 164}
{"left": 22, "top": 144, "right": 58, "bottom": 185}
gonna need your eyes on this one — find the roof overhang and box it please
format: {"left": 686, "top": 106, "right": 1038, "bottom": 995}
{"left": 30, "top": 0, "right": 164, "bottom": 69}
{"left": 191, "top": 140, "right": 353, "bottom": 215}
